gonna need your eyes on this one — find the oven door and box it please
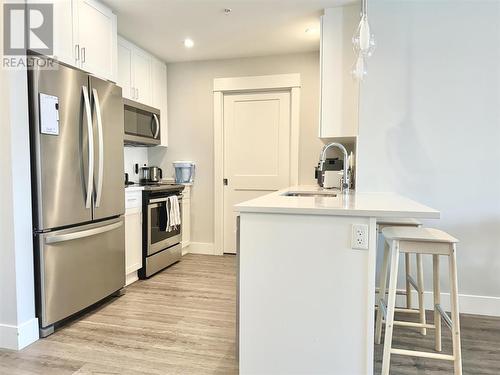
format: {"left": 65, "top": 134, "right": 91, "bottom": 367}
{"left": 147, "top": 196, "right": 182, "bottom": 256}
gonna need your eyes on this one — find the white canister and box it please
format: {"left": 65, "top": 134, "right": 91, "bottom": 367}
{"left": 323, "top": 170, "right": 343, "bottom": 189}
{"left": 173, "top": 161, "right": 195, "bottom": 184}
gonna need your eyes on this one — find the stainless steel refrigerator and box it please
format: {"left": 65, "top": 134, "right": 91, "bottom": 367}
{"left": 28, "top": 55, "right": 125, "bottom": 337}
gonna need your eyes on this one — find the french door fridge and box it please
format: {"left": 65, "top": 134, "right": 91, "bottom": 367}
{"left": 28, "top": 55, "right": 125, "bottom": 337}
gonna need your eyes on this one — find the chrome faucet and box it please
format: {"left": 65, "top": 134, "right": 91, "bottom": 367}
{"left": 319, "top": 142, "right": 350, "bottom": 192}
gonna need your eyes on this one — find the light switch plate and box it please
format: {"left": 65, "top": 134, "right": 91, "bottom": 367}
{"left": 352, "top": 224, "right": 369, "bottom": 250}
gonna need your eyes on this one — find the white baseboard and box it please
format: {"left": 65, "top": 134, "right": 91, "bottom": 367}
{"left": 185, "top": 242, "right": 215, "bottom": 255}
{"left": 125, "top": 271, "right": 138, "bottom": 286}
{"left": 378, "top": 288, "right": 500, "bottom": 317}
{"left": 0, "top": 317, "right": 39, "bottom": 350}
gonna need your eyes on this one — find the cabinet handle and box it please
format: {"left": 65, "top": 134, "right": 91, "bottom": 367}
{"left": 81, "top": 47, "right": 86, "bottom": 63}
{"left": 75, "top": 44, "right": 80, "bottom": 62}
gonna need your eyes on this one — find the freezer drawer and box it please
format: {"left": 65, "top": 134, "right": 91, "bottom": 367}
{"left": 36, "top": 217, "right": 125, "bottom": 328}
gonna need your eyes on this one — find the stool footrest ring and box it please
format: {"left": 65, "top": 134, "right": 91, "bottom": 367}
{"left": 391, "top": 348, "right": 455, "bottom": 361}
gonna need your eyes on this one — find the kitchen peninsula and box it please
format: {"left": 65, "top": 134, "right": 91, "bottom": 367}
{"left": 236, "top": 186, "right": 440, "bottom": 375}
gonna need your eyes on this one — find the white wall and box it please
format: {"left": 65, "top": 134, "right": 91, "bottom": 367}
{"left": 149, "top": 52, "right": 322, "bottom": 245}
{"left": 358, "top": 0, "right": 500, "bottom": 313}
{"left": 0, "top": 1, "right": 39, "bottom": 349}
{"left": 124, "top": 147, "right": 149, "bottom": 183}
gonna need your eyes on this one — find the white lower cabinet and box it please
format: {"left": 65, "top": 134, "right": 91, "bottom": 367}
{"left": 125, "top": 190, "right": 142, "bottom": 285}
{"left": 182, "top": 186, "right": 191, "bottom": 250}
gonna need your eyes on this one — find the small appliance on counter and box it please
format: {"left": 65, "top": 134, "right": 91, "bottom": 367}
{"left": 315, "top": 158, "right": 343, "bottom": 187}
{"left": 173, "top": 161, "right": 195, "bottom": 184}
{"left": 140, "top": 165, "right": 163, "bottom": 184}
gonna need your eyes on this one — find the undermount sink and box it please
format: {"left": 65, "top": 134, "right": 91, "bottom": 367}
{"left": 283, "top": 191, "right": 338, "bottom": 198}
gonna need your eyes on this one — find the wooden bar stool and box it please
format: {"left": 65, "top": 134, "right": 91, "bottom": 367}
{"left": 378, "top": 227, "right": 462, "bottom": 375}
{"left": 375, "top": 218, "right": 426, "bottom": 345}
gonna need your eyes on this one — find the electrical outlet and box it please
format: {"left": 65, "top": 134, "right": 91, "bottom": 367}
{"left": 352, "top": 224, "right": 369, "bottom": 250}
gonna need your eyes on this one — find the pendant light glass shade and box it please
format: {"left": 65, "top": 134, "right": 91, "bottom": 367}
{"left": 352, "top": 16, "right": 376, "bottom": 57}
{"left": 351, "top": 54, "right": 367, "bottom": 81}
{"left": 352, "top": 0, "right": 375, "bottom": 81}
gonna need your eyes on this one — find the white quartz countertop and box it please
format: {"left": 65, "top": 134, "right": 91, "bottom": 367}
{"left": 125, "top": 186, "right": 144, "bottom": 192}
{"left": 235, "top": 185, "right": 440, "bottom": 219}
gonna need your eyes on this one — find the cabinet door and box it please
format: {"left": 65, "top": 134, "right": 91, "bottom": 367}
{"left": 132, "top": 49, "right": 152, "bottom": 106}
{"left": 151, "top": 57, "right": 168, "bottom": 146}
{"left": 125, "top": 207, "right": 142, "bottom": 276}
{"left": 74, "top": 0, "right": 117, "bottom": 81}
{"left": 117, "top": 38, "right": 134, "bottom": 100}
{"left": 319, "top": 6, "right": 359, "bottom": 138}
{"left": 28, "top": 0, "right": 75, "bottom": 66}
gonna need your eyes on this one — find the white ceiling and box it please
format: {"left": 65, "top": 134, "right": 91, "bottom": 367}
{"left": 102, "top": 0, "right": 356, "bottom": 63}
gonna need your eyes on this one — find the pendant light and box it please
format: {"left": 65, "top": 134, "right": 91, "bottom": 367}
{"left": 352, "top": 0, "right": 375, "bottom": 81}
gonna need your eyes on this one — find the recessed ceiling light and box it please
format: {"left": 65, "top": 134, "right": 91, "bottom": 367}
{"left": 184, "top": 38, "right": 194, "bottom": 48}
{"left": 224, "top": 8, "right": 232, "bottom": 15}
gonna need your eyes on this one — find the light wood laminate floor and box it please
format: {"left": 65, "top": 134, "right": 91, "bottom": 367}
{"left": 1, "top": 254, "right": 499, "bottom": 374}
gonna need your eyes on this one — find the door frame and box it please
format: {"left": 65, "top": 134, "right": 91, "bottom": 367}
{"left": 213, "top": 73, "right": 301, "bottom": 256}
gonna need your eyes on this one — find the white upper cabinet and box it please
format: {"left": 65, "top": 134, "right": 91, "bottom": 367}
{"left": 117, "top": 37, "right": 152, "bottom": 106}
{"left": 133, "top": 49, "right": 152, "bottom": 105}
{"left": 117, "top": 40, "right": 133, "bottom": 99}
{"left": 319, "top": 5, "right": 359, "bottom": 138}
{"left": 117, "top": 36, "right": 169, "bottom": 146}
{"left": 73, "top": 0, "right": 117, "bottom": 82}
{"left": 38, "top": 0, "right": 117, "bottom": 82}
{"left": 151, "top": 57, "right": 168, "bottom": 147}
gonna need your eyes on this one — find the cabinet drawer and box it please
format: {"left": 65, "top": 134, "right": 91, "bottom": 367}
{"left": 125, "top": 191, "right": 142, "bottom": 209}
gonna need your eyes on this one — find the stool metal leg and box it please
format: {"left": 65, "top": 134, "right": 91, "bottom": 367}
{"left": 375, "top": 240, "right": 390, "bottom": 344}
{"left": 433, "top": 254, "right": 442, "bottom": 352}
{"left": 416, "top": 254, "right": 426, "bottom": 335}
{"left": 405, "top": 253, "right": 412, "bottom": 309}
{"left": 381, "top": 240, "right": 400, "bottom": 375}
{"left": 449, "top": 244, "right": 463, "bottom": 375}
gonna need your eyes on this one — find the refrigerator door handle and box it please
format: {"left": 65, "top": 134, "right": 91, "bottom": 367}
{"left": 92, "top": 88, "right": 104, "bottom": 208}
{"left": 82, "top": 86, "right": 94, "bottom": 209}
{"left": 45, "top": 221, "right": 123, "bottom": 244}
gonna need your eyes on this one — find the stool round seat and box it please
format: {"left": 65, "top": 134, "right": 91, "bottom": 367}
{"left": 382, "top": 227, "right": 459, "bottom": 244}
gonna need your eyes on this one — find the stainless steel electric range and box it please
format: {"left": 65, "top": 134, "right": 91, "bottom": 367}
{"left": 135, "top": 183, "right": 185, "bottom": 278}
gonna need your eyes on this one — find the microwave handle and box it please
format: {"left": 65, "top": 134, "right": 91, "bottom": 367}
{"left": 152, "top": 113, "right": 160, "bottom": 139}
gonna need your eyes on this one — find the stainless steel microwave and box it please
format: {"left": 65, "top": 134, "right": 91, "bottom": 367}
{"left": 123, "top": 98, "right": 161, "bottom": 146}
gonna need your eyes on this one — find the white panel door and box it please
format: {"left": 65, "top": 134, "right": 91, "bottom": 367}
{"left": 223, "top": 91, "right": 291, "bottom": 253}
{"left": 74, "top": 0, "right": 117, "bottom": 81}
{"left": 117, "top": 39, "right": 133, "bottom": 100}
{"left": 133, "top": 49, "right": 152, "bottom": 106}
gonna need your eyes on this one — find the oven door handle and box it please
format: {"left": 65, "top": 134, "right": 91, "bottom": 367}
{"left": 149, "top": 194, "right": 183, "bottom": 204}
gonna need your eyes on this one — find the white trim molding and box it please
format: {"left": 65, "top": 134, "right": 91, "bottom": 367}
{"left": 0, "top": 318, "right": 39, "bottom": 350}
{"left": 213, "top": 73, "right": 300, "bottom": 92}
{"left": 378, "top": 288, "right": 500, "bottom": 317}
{"left": 213, "top": 74, "right": 301, "bottom": 256}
